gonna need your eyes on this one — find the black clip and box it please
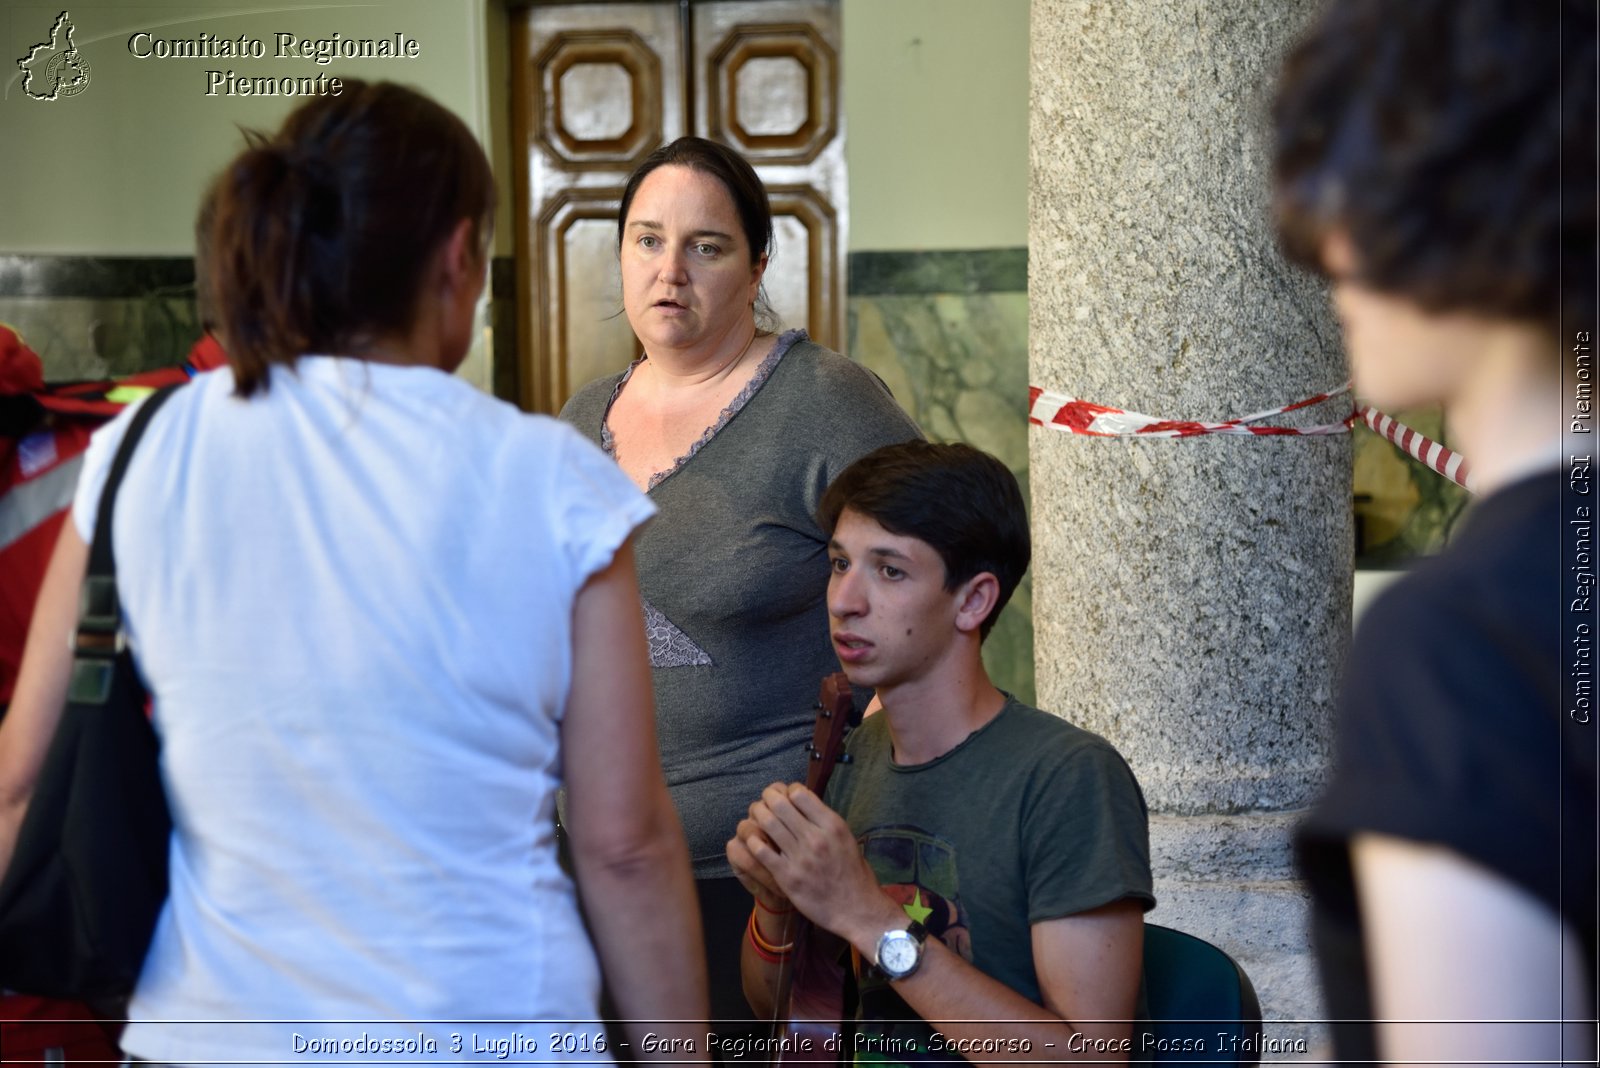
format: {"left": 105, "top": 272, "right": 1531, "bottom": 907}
{"left": 68, "top": 576, "right": 125, "bottom": 705}
{"left": 74, "top": 575, "right": 124, "bottom": 650}
{"left": 67, "top": 658, "right": 117, "bottom": 705}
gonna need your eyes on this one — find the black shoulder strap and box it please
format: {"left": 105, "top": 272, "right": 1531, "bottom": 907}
{"left": 87, "top": 384, "right": 184, "bottom": 581}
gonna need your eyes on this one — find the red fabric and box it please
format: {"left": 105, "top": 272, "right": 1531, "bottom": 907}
{"left": 0, "top": 514, "right": 69, "bottom": 708}
{"left": 0, "top": 995, "right": 122, "bottom": 1065}
{"left": 186, "top": 333, "right": 228, "bottom": 371}
{"left": 0, "top": 325, "right": 45, "bottom": 396}
{"left": 2, "top": 342, "right": 226, "bottom": 698}
{"left": 34, "top": 366, "right": 194, "bottom": 418}
{"left": 0, "top": 417, "right": 95, "bottom": 706}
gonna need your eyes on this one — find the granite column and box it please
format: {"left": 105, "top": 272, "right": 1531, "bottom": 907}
{"left": 1029, "top": 0, "right": 1347, "bottom": 1051}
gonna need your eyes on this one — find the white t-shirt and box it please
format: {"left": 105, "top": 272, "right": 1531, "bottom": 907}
{"left": 71, "top": 358, "right": 654, "bottom": 1065}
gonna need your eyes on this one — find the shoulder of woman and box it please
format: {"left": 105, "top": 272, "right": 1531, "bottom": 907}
{"left": 777, "top": 339, "right": 918, "bottom": 424}
{"left": 780, "top": 337, "right": 869, "bottom": 381}
{"left": 557, "top": 371, "right": 625, "bottom": 429}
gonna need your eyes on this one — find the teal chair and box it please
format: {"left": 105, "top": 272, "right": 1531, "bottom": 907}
{"left": 1140, "top": 923, "right": 1263, "bottom": 1066}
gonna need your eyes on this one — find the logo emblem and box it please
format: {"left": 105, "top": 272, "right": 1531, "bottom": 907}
{"left": 18, "top": 11, "right": 91, "bottom": 101}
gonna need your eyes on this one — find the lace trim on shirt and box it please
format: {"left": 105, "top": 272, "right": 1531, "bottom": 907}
{"left": 642, "top": 598, "right": 713, "bottom": 668}
{"left": 600, "top": 328, "right": 807, "bottom": 491}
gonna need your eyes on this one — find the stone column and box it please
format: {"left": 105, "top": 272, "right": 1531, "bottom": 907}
{"left": 1029, "top": 0, "right": 1346, "bottom": 1054}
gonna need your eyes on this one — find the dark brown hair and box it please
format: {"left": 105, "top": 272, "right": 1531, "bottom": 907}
{"left": 617, "top": 136, "right": 773, "bottom": 267}
{"left": 1272, "top": 0, "right": 1596, "bottom": 341}
{"left": 818, "top": 441, "right": 1030, "bottom": 642}
{"left": 204, "top": 81, "right": 495, "bottom": 395}
{"left": 193, "top": 176, "right": 221, "bottom": 340}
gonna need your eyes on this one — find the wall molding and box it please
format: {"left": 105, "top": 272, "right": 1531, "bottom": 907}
{"left": 0, "top": 256, "right": 196, "bottom": 299}
{"left": 1, "top": 252, "right": 1030, "bottom": 300}
{"left": 846, "top": 248, "right": 1026, "bottom": 295}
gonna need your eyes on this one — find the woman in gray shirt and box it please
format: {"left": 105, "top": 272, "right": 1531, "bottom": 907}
{"left": 560, "top": 136, "right": 919, "bottom": 1030}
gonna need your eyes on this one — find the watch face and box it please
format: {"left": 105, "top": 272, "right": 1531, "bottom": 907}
{"left": 879, "top": 931, "right": 920, "bottom": 976}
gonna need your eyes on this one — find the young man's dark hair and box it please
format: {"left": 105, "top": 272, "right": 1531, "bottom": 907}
{"left": 817, "top": 440, "right": 1030, "bottom": 639}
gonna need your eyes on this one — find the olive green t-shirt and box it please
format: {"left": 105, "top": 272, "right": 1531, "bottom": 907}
{"left": 825, "top": 696, "right": 1155, "bottom": 1063}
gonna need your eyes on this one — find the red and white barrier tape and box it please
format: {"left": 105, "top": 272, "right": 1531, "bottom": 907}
{"left": 1355, "top": 405, "right": 1475, "bottom": 492}
{"left": 1027, "top": 381, "right": 1476, "bottom": 492}
{"left": 1027, "top": 382, "right": 1354, "bottom": 437}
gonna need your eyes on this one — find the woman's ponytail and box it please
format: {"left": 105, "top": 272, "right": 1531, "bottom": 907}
{"left": 201, "top": 81, "right": 494, "bottom": 396}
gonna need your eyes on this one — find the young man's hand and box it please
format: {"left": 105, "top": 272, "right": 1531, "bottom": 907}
{"left": 726, "top": 810, "right": 790, "bottom": 914}
{"left": 729, "top": 783, "right": 1148, "bottom": 1065}
{"left": 734, "top": 782, "right": 906, "bottom": 953}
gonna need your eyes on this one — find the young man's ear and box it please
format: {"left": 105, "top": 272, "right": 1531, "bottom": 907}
{"left": 953, "top": 572, "right": 1001, "bottom": 636}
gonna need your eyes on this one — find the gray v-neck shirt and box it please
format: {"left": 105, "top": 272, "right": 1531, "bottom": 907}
{"left": 560, "top": 334, "right": 921, "bottom": 875}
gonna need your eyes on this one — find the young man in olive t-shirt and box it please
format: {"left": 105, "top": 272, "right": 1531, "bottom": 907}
{"left": 727, "top": 441, "right": 1154, "bottom": 1064}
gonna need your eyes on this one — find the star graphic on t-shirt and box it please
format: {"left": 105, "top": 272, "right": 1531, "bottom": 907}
{"left": 902, "top": 888, "right": 933, "bottom": 925}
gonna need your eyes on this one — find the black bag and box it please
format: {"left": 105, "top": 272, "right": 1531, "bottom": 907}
{"left": 0, "top": 383, "right": 183, "bottom": 999}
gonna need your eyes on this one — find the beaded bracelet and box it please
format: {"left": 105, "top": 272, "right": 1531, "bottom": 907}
{"left": 747, "top": 908, "right": 795, "bottom": 963}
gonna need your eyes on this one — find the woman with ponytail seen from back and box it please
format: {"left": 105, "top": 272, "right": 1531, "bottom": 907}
{"left": 0, "top": 81, "right": 705, "bottom": 1061}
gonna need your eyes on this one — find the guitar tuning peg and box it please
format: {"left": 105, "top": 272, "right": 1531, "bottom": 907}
{"left": 838, "top": 754, "right": 853, "bottom": 764}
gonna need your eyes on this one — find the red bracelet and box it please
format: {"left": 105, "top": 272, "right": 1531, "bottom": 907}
{"left": 747, "top": 908, "right": 794, "bottom": 963}
{"left": 754, "top": 896, "right": 795, "bottom": 916}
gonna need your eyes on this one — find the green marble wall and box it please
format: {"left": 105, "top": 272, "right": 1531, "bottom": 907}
{"left": 846, "top": 250, "right": 1035, "bottom": 706}
{"left": 0, "top": 258, "right": 202, "bottom": 379}
{"left": 0, "top": 256, "right": 524, "bottom": 392}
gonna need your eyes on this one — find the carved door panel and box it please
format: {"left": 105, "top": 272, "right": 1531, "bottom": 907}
{"left": 512, "top": 0, "right": 844, "bottom": 414}
{"left": 690, "top": 1, "right": 843, "bottom": 371}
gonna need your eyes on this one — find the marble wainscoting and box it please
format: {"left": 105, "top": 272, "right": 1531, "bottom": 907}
{"left": 846, "top": 249, "right": 1034, "bottom": 706}
{"left": 0, "top": 257, "right": 203, "bottom": 379}
{"left": 1, "top": 256, "right": 524, "bottom": 400}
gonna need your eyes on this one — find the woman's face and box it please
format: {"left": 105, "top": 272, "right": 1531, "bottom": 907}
{"left": 1323, "top": 231, "right": 1481, "bottom": 411}
{"left": 620, "top": 164, "right": 766, "bottom": 358}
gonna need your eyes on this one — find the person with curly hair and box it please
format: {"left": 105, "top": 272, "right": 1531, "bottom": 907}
{"left": 1279, "top": 1, "right": 1597, "bottom": 1062}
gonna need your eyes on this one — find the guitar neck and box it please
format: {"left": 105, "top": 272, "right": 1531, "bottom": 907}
{"left": 804, "top": 672, "right": 859, "bottom": 797}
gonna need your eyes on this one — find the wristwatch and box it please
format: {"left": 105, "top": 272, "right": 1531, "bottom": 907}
{"left": 871, "top": 919, "right": 928, "bottom": 981}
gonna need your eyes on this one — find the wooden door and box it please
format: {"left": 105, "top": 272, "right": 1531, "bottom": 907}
{"left": 512, "top": 0, "right": 845, "bottom": 414}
